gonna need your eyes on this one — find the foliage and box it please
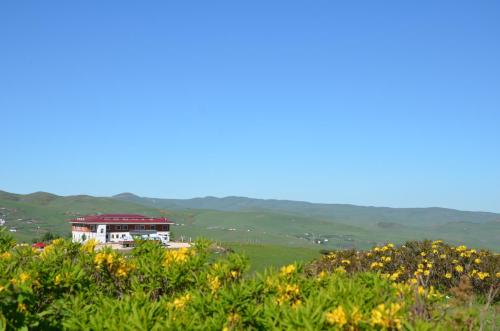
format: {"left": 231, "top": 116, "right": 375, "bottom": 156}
{"left": 307, "top": 240, "right": 500, "bottom": 300}
{"left": 0, "top": 238, "right": 498, "bottom": 330}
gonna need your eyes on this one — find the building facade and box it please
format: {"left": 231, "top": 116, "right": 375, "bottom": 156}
{"left": 69, "top": 214, "right": 174, "bottom": 244}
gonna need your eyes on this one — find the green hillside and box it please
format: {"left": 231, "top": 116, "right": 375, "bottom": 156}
{"left": 1, "top": 190, "right": 499, "bottom": 251}
{"left": 113, "top": 193, "right": 500, "bottom": 226}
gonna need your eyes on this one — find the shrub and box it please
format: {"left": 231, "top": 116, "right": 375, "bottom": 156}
{"left": 306, "top": 240, "right": 500, "bottom": 300}
{"left": 0, "top": 238, "right": 497, "bottom": 330}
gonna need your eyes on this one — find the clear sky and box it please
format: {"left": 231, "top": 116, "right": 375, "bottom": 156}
{"left": 1, "top": 1, "right": 499, "bottom": 212}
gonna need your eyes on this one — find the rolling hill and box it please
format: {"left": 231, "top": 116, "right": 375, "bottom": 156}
{"left": 1, "top": 190, "right": 499, "bottom": 251}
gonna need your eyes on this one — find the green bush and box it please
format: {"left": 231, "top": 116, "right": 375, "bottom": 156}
{"left": 0, "top": 238, "right": 497, "bottom": 330}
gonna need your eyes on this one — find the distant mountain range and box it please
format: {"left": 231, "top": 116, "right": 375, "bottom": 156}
{"left": 1, "top": 190, "right": 499, "bottom": 250}
{"left": 113, "top": 192, "right": 500, "bottom": 227}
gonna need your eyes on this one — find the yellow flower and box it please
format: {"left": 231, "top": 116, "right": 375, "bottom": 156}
{"left": 423, "top": 270, "right": 430, "bottom": 276}
{"left": 0, "top": 252, "right": 12, "bottom": 260}
{"left": 317, "top": 271, "right": 327, "bottom": 280}
{"left": 387, "top": 243, "right": 395, "bottom": 248}
{"left": 390, "top": 272, "right": 400, "bottom": 281}
{"left": 439, "top": 254, "right": 446, "bottom": 259}
{"left": 456, "top": 245, "right": 467, "bottom": 252}
{"left": 18, "top": 303, "right": 28, "bottom": 312}
{"left": 420, "top": 252, "right": 426, "bottom": 257}
{"left": 54, "top": 274, "right": 62, "bottom": 285}
{"left": 0, "top": 285, "right": 5, "bottom": 292}
{"left": 432, "top": 240, "right": 443, "bottom": 245}
{"left": 350, "top": 307, "right": 362, "bottom": 325}
{"left": 341, "top": 259, "right": 351, "bottom": 265}
{"left": 325, "top": 306, "right": 347, "bottom": 327}
{"left": 335, "top": 266, "right": 347, "bottom": 274}
{"left": 474, "top": 258, "right": 481, "bottom": 264}
{"left": 81, "top": 239, "right": 98, "bottom": 253}
{"left": 496, "top": 272, "right": 500, "bottom": 279}
{"left": 381, "top": 256, "right": 391, "bottom": 262}
{"left": 230, "top": 270, "right": 239, "bottom": 278}
{"left": 444, "top": 273, "right": 452, "bottom": 279}
{"left": 370, "top": 262, "right": 383, "bottom": 269}
{"left": 208, "top": 275, "right": 220, "bottom": 293}
{"left": 171, "top": 293, "right": 192, "bottom": 310}
{"left": 280, "top": 264, "right": 296, "bottom": 276}
{"left": 164, "top": 248, "right": 192, "bottom": 266}
{"left": 19, "top": 272, "right": 30, "bottom": 283}
{"left": 477, "top": 272, "right": 489, "bottom": 280}
{"left": 454, "top": 265, "right": 464, "bottom": 273}
{"left": 227, "top": 312, "right": 241, "bottom": 323}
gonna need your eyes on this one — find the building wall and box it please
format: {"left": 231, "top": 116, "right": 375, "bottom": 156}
{"left": 71, "top": 223, "right": 171, "bottom": 244}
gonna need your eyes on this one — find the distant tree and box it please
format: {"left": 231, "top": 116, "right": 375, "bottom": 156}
{"left": 81, "top": 234, "right": 87, "bottom": 242}
{"left": 41, "top": 232, "right": 61, "bottom": 242}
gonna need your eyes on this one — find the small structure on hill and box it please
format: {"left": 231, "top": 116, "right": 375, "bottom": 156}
{"left": 68, "top": 214, "right": 174, "bottom": 245}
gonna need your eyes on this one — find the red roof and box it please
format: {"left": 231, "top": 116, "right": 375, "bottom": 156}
{"left": 32, "top": 242, "right": 46, "bottom": 248}
{"left": 68, "top": 214, "right": 174, "bottom": 224}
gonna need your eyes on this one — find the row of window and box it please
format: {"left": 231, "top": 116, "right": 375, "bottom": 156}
{"left": 87, "top": 224, "right": 168, "bottom": 231}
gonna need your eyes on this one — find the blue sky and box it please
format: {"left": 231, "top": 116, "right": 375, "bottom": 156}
{"left": 1, "top": 1, "right": 499, "bottom": 212}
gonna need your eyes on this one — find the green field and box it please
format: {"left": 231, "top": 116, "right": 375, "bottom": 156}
{"left": 224, "top": 243, "right": 321, "bottom": 273}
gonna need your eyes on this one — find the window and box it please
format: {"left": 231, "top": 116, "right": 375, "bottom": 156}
{"left": 123, "top": 225, "right": 128, "bottom": 230}
{"left": 91, "top": 225, "right": 96, "bottom": 231}
{"left": 100, "top": 229, "right": 104, "bottom": 234}
{"left": 151, "top": 225, "right": 156, "bottom": 230}
{"left": 136, "top": 225, "right": 145, "bottom": 230}
{"left": 116, "top": 225, "right": 121, "bottom": 230}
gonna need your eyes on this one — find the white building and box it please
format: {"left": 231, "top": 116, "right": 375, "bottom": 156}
{"left": 68, "top": 214, "right": 174, "bottom": 245}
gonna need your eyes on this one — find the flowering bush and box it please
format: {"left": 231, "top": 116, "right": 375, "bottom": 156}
{"left": 0, "top": 228, "right": 497, "bottom": 330}
{"left": 308, "top": 240, "right": 500, "bottom": 300}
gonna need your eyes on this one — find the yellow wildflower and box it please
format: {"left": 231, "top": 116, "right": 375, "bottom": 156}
{"left": 454, "top": 265, "right": 464, "bottom": 273}
{"left": 208, "top": 275, "right": 220, "bottom": 293}
{"left": 0, "top": 252, "right": 12, "bottom": 260}
{"left": 18, "top": 303, "right": 28, "bottom": 312}
{"left": 381, "top": 256, "right": 391, "bottom": 262}
{"left": 280, "top": 264, "right": 296, "bottom": 276}
{"left": 439, "top": 254, "right": 446, "bottom": 259}
{"left": 317, "top": 271, "right": 327, "bottom": 280}
{"left": 423, "top": 270, "right": 430, "bottom": 276}
{"left": 474, "top": 258, "right": 481, "bottom": 264}
{"left": 227, "top": 312, "right": 241, "bottom": 323}
{"left": 341, "top": 259, "right": 351, "bottom": 265}
{"left": 19, "top": 272, "right": 30, "bottom": 283}
{"left": 477, "top": 272, "right": 489, "bottom": 280}
{"left": 171, "top": 293, "right": 192, "bottom": 310}
{"left": 390, "top": 272, "right": 400, "bottom": 281}
{"left": 164, "top": 248, "right": 191, "bottom": 265}
{"left": 81, "top": 239, "right": 98, "bottom": 253}
{"left": 444, "top": 273, "right": 452, "bottom": 279}
{"left": 420, "top": 252, "right": 426, "bottom": 257}
{"left": 496, "top": 272, "right": 500, "bottom": 279}
{"left": 335, "top": 266, "right": 346, "bottom": 274}
{"left": 350, "top": 307, "right": 362, "bottom": 325}
{"left": 54, "top": 274, "right": 62, "bottom": 285}
{"left": 325, "top": 306, "right": 347, "bottom": 327}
